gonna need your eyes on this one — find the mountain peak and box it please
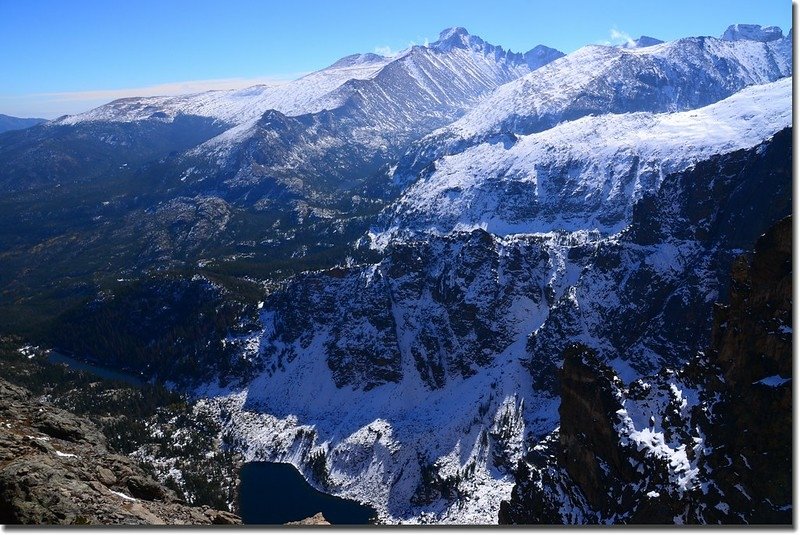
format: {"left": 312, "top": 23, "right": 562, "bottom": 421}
{"left": 329, "top": 52, "right": 388, "bottom": 68}
{"left": 721, "top": 23, "right": 783, "bottom": 42}
{"left": 633, "top": 35, "right": 664, "bottom": 48}
{"left": 438, "top": 26, "right": 470, "bottom": 41}
{"left": 431, "top": 26, "right": 484, "bottom": 51}
{"left": 618, "top": 36, "right": 664, "bottom": 49}
{"left": 523, "top": 45, "right": 566, "bottom": 69}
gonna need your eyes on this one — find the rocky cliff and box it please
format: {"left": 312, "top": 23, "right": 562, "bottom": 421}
{"left": 0, "top": 379, "right": 240, "bottom": 525}
{"left": 499, "top": 215, "right": 792, "bottom": 524}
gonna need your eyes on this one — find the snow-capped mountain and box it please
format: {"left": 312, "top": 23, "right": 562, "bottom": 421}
{"left": 0, "top": 114, "right": 46, "bottom": 134}
{"left": 58, "top": 27, "right": 561, "bottom": 131}
{"left": 375, "top": 77, "right": 792, "bottom": 242}
{"left": 56, "top": 53, "right": 394, "bottom": 126}
{"left": 721, "top": 22, "right": 785, "bottom": 42}
{"left": 1, "top": 20, "right": 792, "bottom": 527}
{"left": 393, "top": 26, "right": 791, "bottom": 183}
{"left": 174, "top": 28, "right": 563, "bottom": 198}
{"left": 446, "top": 27, "right": 790, "bottom": 139}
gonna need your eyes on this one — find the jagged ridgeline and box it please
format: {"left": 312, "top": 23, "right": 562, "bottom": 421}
{"left": 0, "top": 21, "right": 792, "bottom": 525}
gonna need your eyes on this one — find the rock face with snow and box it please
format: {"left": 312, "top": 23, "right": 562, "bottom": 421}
{"left": 208, "top": 127, "right": 790, "bottom": 522}
{"left": 527, "top": 127, "right": 792, "bottom": 381}
{"left": 500, "top": 215, "right": 792, "bottom": 525}
{"left": 192, "top": 28, "right": 792, "bottom": 524}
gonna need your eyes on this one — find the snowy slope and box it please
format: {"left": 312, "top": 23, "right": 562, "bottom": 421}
{"left": 377, "top": 77, "right": 792, "bottom": 241}
{"left": 443, "top": 31, "right": 791, "bottom": 139}
{"left": 57, "top": 53, "right": 392, "bottom": 126}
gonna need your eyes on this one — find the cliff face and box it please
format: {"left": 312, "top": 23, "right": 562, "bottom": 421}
{"left": 0, "top": 379, "right": 240, "bottom": 525}
{"left": 705, "top": 215, "right": 792, "bottom": 521}
{"left": 500, "top": 216, "right": 792, "bottom": 525}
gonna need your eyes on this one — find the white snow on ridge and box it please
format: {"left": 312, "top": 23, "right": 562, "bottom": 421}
{"left": 184, "top": 34, "right": 548, "bottom": 168}
{"left": 381, "top": 77, "right": 792, "bottom": 240}
{"left": 55, "top": 27, "right": 546, "bottom": 131}
{"left": 57, "top": 53, "right": 392, "bottom": 126}
{"left": 442, "top": 34, "right": 791, "bottom": 140}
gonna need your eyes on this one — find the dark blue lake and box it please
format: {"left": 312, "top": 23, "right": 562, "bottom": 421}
{"left": 48, "top": 351, "right": 145, "bottom": 387}
{"left": 239, "top": 462, "right": 377, "bottom": 525}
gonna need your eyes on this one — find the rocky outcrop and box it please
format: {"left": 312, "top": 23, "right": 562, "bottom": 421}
{"left": 558, "top": 345, "right": 631, "bottom": 511}
{"left": 500, "top": 215, "right": 792, "bottom": 525}
{"left": 0, "top": 379, "right": 241, "bottom": 525}
{"left": 286, "top": 512, "right": 331, "bottom": 525}
{"left": 721, "top": 24, "right": 784, "bottom": 42}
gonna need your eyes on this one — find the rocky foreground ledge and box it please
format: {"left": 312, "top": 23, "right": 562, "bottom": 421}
{"left": 0, "top": 379, "right": 240, "bottom": 525}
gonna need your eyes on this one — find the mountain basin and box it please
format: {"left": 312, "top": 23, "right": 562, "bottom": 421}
{"left": 239, "top": 462, "right": 377, "bottom": 525}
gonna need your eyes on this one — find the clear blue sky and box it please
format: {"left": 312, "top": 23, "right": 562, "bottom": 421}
{"left": 0, "top": 0, "right": 792, "bottom": 118}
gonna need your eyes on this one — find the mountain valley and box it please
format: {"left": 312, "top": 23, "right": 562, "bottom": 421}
{"left": 0, "top": 22, "right": 792, "bottom": 525}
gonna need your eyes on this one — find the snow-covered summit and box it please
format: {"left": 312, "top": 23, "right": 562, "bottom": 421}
{"left": 431, "top": 26, "right": 474, "bottom": 50}
{"left": 721, "top": 23, "right": 784, "bottom": 42}
{"left": 429, "top": 26, "right": 497, "bottom": 54}
{"left": 429, "top": 27, "right": 564, "bottom": 69}
{"left": 56, "top": 53, "right": 393, "bottom": 127}
{"left": 410, "top": 30, "right": 790, "bottom": 146}
{"left": 329, "top": 52, "right": 389, "bottom": 68}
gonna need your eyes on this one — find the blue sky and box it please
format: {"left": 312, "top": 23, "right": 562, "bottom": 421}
{"left": 0, "top": 0, "right": 792, "bottom": 118}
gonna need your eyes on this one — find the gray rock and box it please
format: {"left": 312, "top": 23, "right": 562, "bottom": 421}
{"left": 0, "top": 379, "right": 241, "bottom": 525}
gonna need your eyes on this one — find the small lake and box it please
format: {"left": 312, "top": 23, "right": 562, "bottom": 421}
{"left": 239, "top": 462, "right": 377, "bottom": 525}
{"left": 48, "top": 351, "right": 145, "bottom": 387}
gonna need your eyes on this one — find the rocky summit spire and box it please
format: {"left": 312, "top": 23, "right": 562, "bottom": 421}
{"left": 721, "top": 23, "right": 783, "bottom": 42}
{"left": 430, "top": 26, "right": 484, "bottom": 51}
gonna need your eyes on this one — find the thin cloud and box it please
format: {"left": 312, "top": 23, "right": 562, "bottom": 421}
{"left": 374, "top": 45, "right": 397, "bottom": 57}
{"left": 598, "top": 27, "right": 637, "bottom": 47}
{"left": 0, "top": 75, "right": 303, "bottom": 119}
{"left": 375, "top": 35, "right": 430, "bottom": 59}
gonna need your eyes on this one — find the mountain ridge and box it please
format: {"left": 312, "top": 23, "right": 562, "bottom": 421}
{"left": 0, "top": 114, "right": 46, "bottom": 134}
{"left": 390, "top": 27, "right": 791, "bottom": 185}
